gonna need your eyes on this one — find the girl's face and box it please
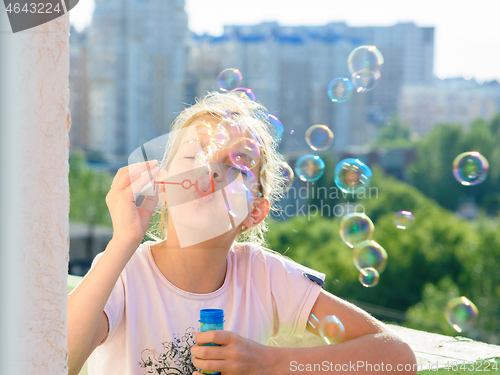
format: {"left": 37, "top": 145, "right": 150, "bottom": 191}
{"left": 157, "top": 115, "right": 263, "bottom": 247}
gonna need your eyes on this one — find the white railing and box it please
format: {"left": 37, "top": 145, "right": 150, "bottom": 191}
{"left": 68, "top": 275, "right": 500, "bottom": 375}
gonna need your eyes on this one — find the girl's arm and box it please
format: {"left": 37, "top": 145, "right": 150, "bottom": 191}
{"left": 67, "top": 161, "right": 160, "bottom": 375}
{"left": 67, "top": 238, "right": 138, "bottom": 375}
{"left": 269, "top": 289, "right": 418, "bottom": 374}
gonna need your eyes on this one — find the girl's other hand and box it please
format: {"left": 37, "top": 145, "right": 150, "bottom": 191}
{"left": 191, "top": 330, "right": 271, "bottom": 375}
{"left": 106, "top": 160, "right": 161, "bottom": 246}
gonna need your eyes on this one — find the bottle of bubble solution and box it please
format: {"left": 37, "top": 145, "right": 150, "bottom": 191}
{"left": 199, "top": 309, "right": 225, "bottom": 375}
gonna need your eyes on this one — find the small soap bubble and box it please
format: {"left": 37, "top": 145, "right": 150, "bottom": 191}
{"left": 219, "top": 118, "right": 245, "bottom": 142}
{"left": 213, "top": 125, "right": 230, "bottom": 148}
{"left": 224, "top": 183, "right": 253, "bottom": 218}
{"left": 295, "top": 155, "right": 325, "bottom": 182}
{"left": 359, "top": 267, "right": 380, "bottom": 287}
{"left": 445, "top": 296, "right": 479, "bottom": 332}
{"left": 339, "top": 213, "right": 375, "bottom": 248}
{"left": 260, "top": 161, "right": 294, "bottom": 193}
{"left": 305, "top": 125, "right": 334, "bottom": 151}
{"left": 394, "top": 211, "right": 415, "bottom": 229}
{"left": 225, "top": 188, "right": 251, "bottom": 213}
{"left": 347, "top": 45, "right": 384, "bottom": 75}
{"left": 230, "top": 87, "right": 256, "bottom": 101}
{"left": 334, "top": 158, "right": 372, "bottom": 194}
{"left": 267, "top": 114, "right": 284, "bottom": 141}
{"left": 307, "top": 313, "right": 320, "bottom": 329}
{"left": 256, "top": 113, "right": 283, "bottom": 141}
{"left": 281, "top": 161, "right": 295, "bottom": 191}
{"left": 194, "top": 121, "right": 213, "bottom": 148}
{"left": 260, "top": 164, "right": 272, "bottom": 193}
{"left": 327, "top": 78, "right": 354, "bottom": 102}
{"left": 228, "top": 165, "right": 256, "bottom": 193}
{"left": 317, "top": 315, "right": 345, "bottom": 345}
{"left": 452, "top": 151, "right": 489, "bottom": 186}
{"left": 217, "top": 68, "right": 243, "bottom": 91}
{"left": 351, "top": 71, "right": 381, "bottom": 92}
{"left": 353, "top": 240, "right": 388, "bottom": 274}
{"left": 228, "top": 137, "right": 260, "bottom": 170}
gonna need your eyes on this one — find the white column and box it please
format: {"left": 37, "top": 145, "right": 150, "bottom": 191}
{"left": 0, "top": 7, "right": 70, "bottom": 375}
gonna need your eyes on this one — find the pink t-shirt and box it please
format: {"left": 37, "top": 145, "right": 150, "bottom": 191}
{"left": 85, "top": 241, "right": 325, "bottom": 375}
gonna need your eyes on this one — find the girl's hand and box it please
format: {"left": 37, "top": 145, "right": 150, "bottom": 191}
{"left": 191, "top": 331, "right": 271, "bottom": 375}
{"left": 106, "top": 160, "right": 161, "bottom": 246}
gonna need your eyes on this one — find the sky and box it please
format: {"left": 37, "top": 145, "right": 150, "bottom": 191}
{"left": 69, "top": 0, "right": 500, "bottom": 81}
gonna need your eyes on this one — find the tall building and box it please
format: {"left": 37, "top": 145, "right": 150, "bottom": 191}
{"left": 349, "top": 22, "right": 434, "bottom": 123}
{"left": 86, "top": 0, "right": 189, "bottom": 161}
{"left": 69, "top": 25, "right": 89, "bottom": 152}
{"left": 188, "top": 21, "right": 434, "bottom": 155}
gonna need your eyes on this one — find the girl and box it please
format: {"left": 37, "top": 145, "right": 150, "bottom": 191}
{"left": 67, "top": 92, "right": 417, "bottom": 375}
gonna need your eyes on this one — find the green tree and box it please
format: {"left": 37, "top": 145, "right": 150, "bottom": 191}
{"left": 410, "top": 115, "right": 500, "bottom": 211}
{"left": 266, "top": 168, "right": 499, "bottom": 343}
{"left": 405, "top": 276, "right": 464, "bottom": 336}
{"left": 69, "top": 150, "right": 112, "bottom": 227}
{"left": 373, "top": 115, "right": 413, "bottom": 147}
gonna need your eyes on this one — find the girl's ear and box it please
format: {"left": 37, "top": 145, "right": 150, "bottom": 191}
{"left": 244, "top": 197, "right": 270, "bottom": 228}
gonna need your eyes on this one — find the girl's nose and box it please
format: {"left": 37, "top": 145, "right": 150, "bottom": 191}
{"left": 210, "top": 163, "right": 223, "bottom": 182}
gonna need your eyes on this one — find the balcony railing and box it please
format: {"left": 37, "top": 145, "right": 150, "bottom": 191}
{"left": 67, "top": 275, "right": 500, "bottom": 375}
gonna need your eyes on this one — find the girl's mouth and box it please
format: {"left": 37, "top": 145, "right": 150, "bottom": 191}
{"left": 193, "top": 174, "right": 215, "bottom": 203}
{"left": 194, "top": 188, "right": 215, "bottom": 203}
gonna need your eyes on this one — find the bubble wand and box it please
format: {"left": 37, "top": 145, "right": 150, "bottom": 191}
{"left": 154, "top": 178, "right": 214, "bottom": 196}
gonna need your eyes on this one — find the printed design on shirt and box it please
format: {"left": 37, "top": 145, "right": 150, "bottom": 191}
{"left": 139, "top": 326, "right": 197, "bottom": 374}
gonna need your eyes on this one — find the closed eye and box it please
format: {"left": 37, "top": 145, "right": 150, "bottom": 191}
{"left": 227, "top": 164, "right": 249, "bottom": 177}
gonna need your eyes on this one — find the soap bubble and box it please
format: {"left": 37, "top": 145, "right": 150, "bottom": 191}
{"left": 218, "top": 118, "right": 244, "bottom": 141}
{"left": 351, "top": 71, "right": 381, "bottom": 92}
{"left": 305, "top": 125, "right": 334, "bottom": 151}
{"left": 267, "top": 114, "right": 284, "bottom": 141}
{"left": 260, "top": 164, "right": 272, "bottom": 192}
{"left": 445, "top": 296, "right": 479, "bottom": 333}
{"left": 359, "top": 267, "right": 380, "bottom": 287}
{"left": 230, "top": 87, "right": 256, "bottom": 101}
{"left": 452, "top": 151, "right": 489, "bottom": 186}
{"left": 353, "top": 240, "right": 388, "bottom": 274}
{"left": 317, "top": 315, "right": 345, "bottom": 345}
{"left": 260, "top": 161, "right": 295, "bottom": 193}
{"left": 213, "top": 124, "right": 230, "bottom": 148}
{"left": 327, "top": 78, "right": 353, "bottom": 102}
{"left": 334, "top": 158, "right": 372, "bottom": 194}
{"left": 227, "top": 165, "right": 256, "bottom": 193}
{"left": 217, "top": 69, "right": 243, "bottom": 91}
{"left": 295, "top": 155, "right": 325, "bottom": 182}
{"left": 224, "top": 183, "right": 253, "bottom": 218}
{"left": 339, "top": 213, "right": 374, "bottom": 248}
{"left": 347, "top": 46, "right": 384, "bottom": 75}
{"left": 256, "top": 113, "right": 283, "bottom": 142}
{"left": 394, "top": 211, "right": 415, "bottom": 229}
{"left": 281, "top": 161, "right": 294, "bottom": 191}
{"left": 348, "top": 46, "right": 383, "bottom": 93}
{"left": 228, "top": 137, "right": 260, "bottom": 170}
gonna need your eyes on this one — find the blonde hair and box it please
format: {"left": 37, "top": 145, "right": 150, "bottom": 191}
{"left": 146, "top": 91, "right": 287, "bottom": 246}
